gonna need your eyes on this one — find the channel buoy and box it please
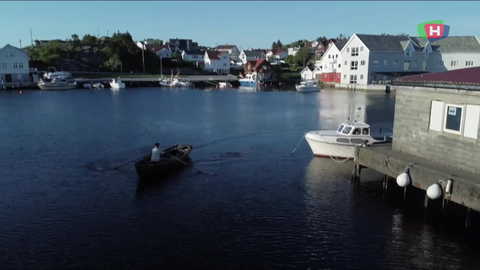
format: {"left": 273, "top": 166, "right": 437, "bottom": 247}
{"left": 427, "top": 183, "right": 442, "bottom": 200}
{"left": 19, "top": 90, "right": 23, "bottom": 94}
{"left": 396, "top": 172, "right": 410, "bottom": 187}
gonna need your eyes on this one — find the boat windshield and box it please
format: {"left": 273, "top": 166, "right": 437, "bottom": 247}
{"left": 337, "top": 125, "right": 344, "bottom": 132}
{"left": 342, "top": 126, "right": 352, "bottom": 134}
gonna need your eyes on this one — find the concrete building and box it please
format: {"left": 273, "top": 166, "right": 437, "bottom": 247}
{"left": 0, "top": 44, "right": 30, "bottom": 83}
{"left": 392, "top": 67, "right": 480, "bottom": 173}
{"left": 215, "top": 45, "right": 240, "bottom": 62}
{"left": 204, "top": 51, "right": 230, "bottom": 74}
{"left": 338, "top": 34, "right": 480, "bottom": 91}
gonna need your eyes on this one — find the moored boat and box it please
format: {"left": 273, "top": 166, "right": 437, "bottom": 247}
{"left": 303, "top": 108, "right": 392, "bottom": 159}
{"left": 295, "top": 80, "right": 321, "bottom": 92}
{"left": 110, "top": 77, "right": 125, "bottom": 89}
{"left": 239, "top": 72, "right": 263, "bottom": 88}
{"left": 134, "top": 144, "right": 193, "bottom": 179}
{"left": 38, "top": 78, "right": 77, "bottom": 91}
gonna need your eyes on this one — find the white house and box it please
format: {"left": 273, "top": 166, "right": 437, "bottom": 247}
{"left": 216, "top": 45, "right": 240, "bottom": 62}
{"left": 181, "top": 50, "right": 204, "bottom": 63}
{"left": 137, "top": 41, "right": 173, "bottom": 58}
{"left": 204, "top": 51, "right": 230, "bottom": 74}
{"left": 265, "top": 49, "right": 289, "bottom": 60}
{"left": 0, "top": 44, "right": 30, "bottom": 83}
{"left": 339, "top": 34, "right": 480, "bottom": 89}
{"left": 239, "top": 49, "right": 266, "bottom": 64}
{"left": 288, "top": 47, "right": 300, "bottom": 56}
{"left": 319, "top": 40, "right": 347, "bottom": 84}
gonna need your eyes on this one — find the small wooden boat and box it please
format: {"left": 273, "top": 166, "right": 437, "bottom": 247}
{"left": 134, "top": 144, "right": 193, "bottom": 179}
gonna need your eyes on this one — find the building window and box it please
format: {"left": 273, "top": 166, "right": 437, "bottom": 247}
{"left": 338, "top": 64, "right": 341, "bottom": 68}
{"left": 344, "top": 61, "right": 347, "bottom": 66}
{"left": 466, "top": 61, "right": 474, "bottom": 66}
{"left": 13, "top": 63, "right": 18, "bottom": 69}
{"left": 394, "top": 60, "right": 398, "bottom": 65}
{"left": 347, "top": 48, "right": 350, "bottom": 52}
{"left": 349, "top": 75, "right": 357, "bottom": 84}
{"left": 444, "top": 104, "right": 464, "bottom": 134}
{"left": 360, "top": 60, "right": 365, "bottom": 66}
{"left": 335, "top": 54, "right": 338, "bottom": 58}
{"left": 360, "top": 75, "right": 364, "bottom": 80}
{"left": 384, "top": 60, "right": 387, "bottom": 65}
{"left": 1, "top": 63, "right": 6, "bottom": 69}
{"left": 10, "top": 53, "right": 14, "bottom": 57}
{"left": 437, "top": 61, "right": 444, "bottom": 66}
{"left": 403, "top": 60, "right": 410, "bottom": 70}
{"left": 350, "top": 61, "right": 358, "bottom": 70}
{"left": 413, "top": 60, "right": 417, "bottom": 66}
{"left": 451, "top": 61, "right": 458, "bottom": 67}
{"left": 19, "top": 63, "right": 23, "bottom": 68}
{"left": 328, "top": 55, "right": 331, "bottom": 59}
{"left": 360, "top": 47, "right": 363, "bottom": 51}
{"left": 423, "top": 61, "right": 427, "bottom": 71}
{"left": 373, "top": 60, "right": 379, "bottom": 66}
{"left": 351, "top": 47, "right": 358, "bottom": 56}
{"left": 344, "top": 74, "right": 346, "bottom": 79}
{"left": 405, "top": 50, "right": 411, "bottom": 57}
{"left": 223, "top": 63, "right": 227, "bottom": 66}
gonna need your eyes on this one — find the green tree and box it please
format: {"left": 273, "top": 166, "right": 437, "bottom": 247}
{"left": 82, "top": 34, "right": 98, "bottom": 47}
{"left": 104, "top": 54, "right": 121, "bottom": 71}
{"left": 271, "top": 41, "right": 277, "bottom": 50}
{"left": 294, "top": 48, "right": 311, "bottom": 67}
{"left": 153, "top": 39, "right": 163, "bottom": 45}
{"left": 71, "top": 34, "right": 80, "bottom": 49}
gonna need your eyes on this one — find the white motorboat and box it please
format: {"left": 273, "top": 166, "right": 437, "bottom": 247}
{"left": 296, "top": 80, "right": 321, "bottom": 92}
{"left": 38, "top": 78, "right": 77, "bottom": 91}
{"left": 239, "top": 72, "right": 263, "bottom": 88}
{"left": 302, "top": 108, "right": 392, "bottom": 159}
{"left": 43, "top": 66, "right": 72, "bottom": 80}
{"left": 218, "top": 82, "right": 232, "bottom": 88}
{"left": 110, "top": 77, "right": 125, "bottom": 89}
{"left": 170, "top": 76, "right": 192, "bottom": 88}
{"left": 159, "top": 79, "right": 171, "bottom": 87}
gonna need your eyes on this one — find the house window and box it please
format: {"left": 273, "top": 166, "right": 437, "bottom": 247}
{"left": 13, "top": 63, "right": 18, "bottom": 69}
{"left": 19, "top": 63, "right": 23, "bottom": 68}
{"left": 360, "top": 75, "right": 364, "bottom": 79}
{"left": 328, "top": 55, "right": 331, "bottom": 59}
{"left": 344, "top": 61, "right": 347, "bottom": 65}
{"left": 444, "top": 104, "right": 464, "bottom": 134}
{"left": 437, "top": 61, "right": 444, "bottom": 66}
{"left": 451, "top": 61, "right": 458, "bottom": 67}
{"left": 423, "top": 61, "right": 427, "bottom": 71}
{"left": 414, "top": 60, "right": 417, "bottom": 66}
{"left": 350, "top": 61, "right": 358, "bottom": 70}
{"left": 0, "top": 63, "right": 6, "bottom": 69}
{"left": 344, "top": 74, "right": 346, "bottom": 79}
{"left": 10, "top": 53, "right": 14, "bottom": 57}
{"left": 403, "top": 60, "right": 410, "bottom": 70}
{"left": 394, "top": 60, "right": 398, "bottom": 65}
{"left": 338, "top": 64, "right": 341, "bottom": 68}
{"left": 373, "top": 60, "right": 379, "bottom": 66}
{"left": 351, "top": 47, "right": 358, "bottom": 56}
{"left": 347, "top": 48, "right": 350, "bottom": 52}
{"left": 466, "top": 61, "right": 474, "bottom": 66}
{"left": 360, "top": 60, "right": 365, "bottom": 66}
{"left": 406, "top": 50, "right": 411, "bottom": 57}
{"left": 384, "top": 60, "right": 387, "bottom": 65}
{"left": 349, "top": 75, "right": 357, "bottom": 84}
{"left": 223, "top": 63, "right": 227, "bottom": 66}
{"left": 360, "top": 47, "right": 363, "bottom": 51}
{"left": 335, "top": 54, "right": 338, "bottom": 58}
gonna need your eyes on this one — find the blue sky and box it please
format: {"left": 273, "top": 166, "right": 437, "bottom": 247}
{"left": 1, "top": 1, "right": 479, "bottom": 49}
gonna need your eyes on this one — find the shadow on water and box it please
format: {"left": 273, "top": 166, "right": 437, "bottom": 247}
{"left": 135, "top": 164, "right": 190, "bottom": 198}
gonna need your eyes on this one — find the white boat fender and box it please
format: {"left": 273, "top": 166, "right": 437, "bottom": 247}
{"left": 427, "top": 183, "right": 442, "bottom": 200}
{"left": 396, "top": 172, "right": 411, "bottom": 188}
{"left": 446, "top": 178, "right": 453, "bottom": 194}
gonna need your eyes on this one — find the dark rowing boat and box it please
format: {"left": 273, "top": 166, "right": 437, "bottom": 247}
{"left": 134, "top": 144, "right": 193, "bottom": 179}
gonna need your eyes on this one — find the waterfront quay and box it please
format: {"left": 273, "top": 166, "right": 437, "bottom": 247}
{"left": 352, "top": 68, "right": 480, "bottom": 227}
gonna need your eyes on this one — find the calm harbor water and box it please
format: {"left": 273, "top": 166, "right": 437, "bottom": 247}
{"left": 1, "top": 86, "right": 480, "bottom": 269}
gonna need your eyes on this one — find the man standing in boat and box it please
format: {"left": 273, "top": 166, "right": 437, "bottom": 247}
{"left": 151, "top": 143, "right": 162, "bottom": 162}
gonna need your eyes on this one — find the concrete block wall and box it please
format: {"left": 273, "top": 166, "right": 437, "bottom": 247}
{"left": 392, "top": 86, "right": 480, "bottom": 173}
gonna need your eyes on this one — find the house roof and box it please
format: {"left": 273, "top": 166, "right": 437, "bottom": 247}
{"left": 206, "top": 51, "right": 226, "bottom": 59}
{"left": 244, "top": 50, "right": 264, "bottom": 58}
{"left": 393, "top": 67, "right": 480, "bottom": 86}
{"left": 183, "top": 50, "right": 204, "bottom": 55}
{"left": 305, "top": 41, "right": 313, "bottom": 48}
{"left": 1, "top": 44, "right": 30, "bottom": 60}
{"left": 333, "top": 40, "right": 347, "bottom": 51}
{"left": 354, "top": 34, "right": 480, "bottom": 53}
{"left": 217, "top": 45, "right": 236, "bottom": 50}
{"left": 247, "top": 59, "right": 270, "bottom": 70}
{"left": 146, "top": 44, "right": 170, "bottom": 52}
{"left": 301, "top": 66, "right": 315, "bottom": 73}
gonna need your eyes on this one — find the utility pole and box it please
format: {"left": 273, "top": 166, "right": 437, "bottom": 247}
{"left": 160, "top": 55, "right": 163, "bottom": 77}
{"left": 142, "top": 39, "right": 146, "bottom": 74}
{"left": 97, "top": 29, "right": 99, "bottom": 38}
{"left": 107, "top": 30, "right": 109, "bottom": 37}
{"left": 19, "top": 39, "right": 22, "bottom": 48}
{"left": 30, "top": 28, "right": 33, "bottom": 47}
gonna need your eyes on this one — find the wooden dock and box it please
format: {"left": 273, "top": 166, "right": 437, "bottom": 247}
{"left": 352, "top": 143, "right": 480, "bottom": 223}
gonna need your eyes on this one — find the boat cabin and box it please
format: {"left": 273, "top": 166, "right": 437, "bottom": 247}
{"left": 336, "top": 122, "right": 370, "bottom": 136}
